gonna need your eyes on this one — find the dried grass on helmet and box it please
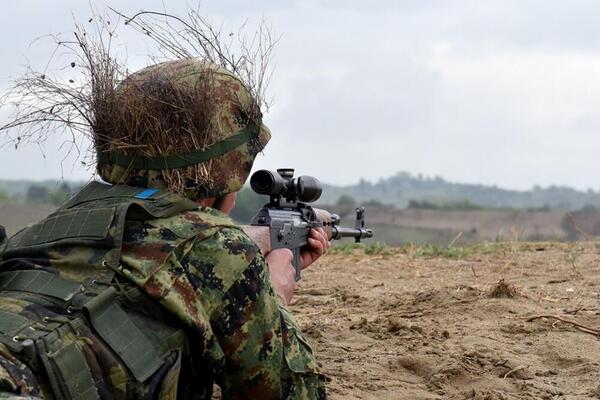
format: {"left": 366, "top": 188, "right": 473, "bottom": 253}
{"left": 94, "top": 61, "right": 221, "bottom": 194}
{"left": 0, "top": 6, "right": 275, "bottom": 194}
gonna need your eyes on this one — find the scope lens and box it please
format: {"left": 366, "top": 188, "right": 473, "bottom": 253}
{"left": 250, "top": 170, "right": 288, "bottom": 196}
{"left": 297, "top": 176, "right": 322, "bottom": 202}
{"left": 250, "top": 170, "right": 276, "bottom": 194}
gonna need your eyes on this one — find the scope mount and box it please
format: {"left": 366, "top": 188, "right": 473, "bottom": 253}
{"left": 271, "top": 168, "right": 299, "bottom": 205}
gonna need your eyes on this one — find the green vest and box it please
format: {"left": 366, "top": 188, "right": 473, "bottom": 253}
{"left": 4, "top": 181, "right": 199, "bottom": 275}
{"left": 0, "top": 182, "right": 200, "bottom": 400}
{"left": 0, "top": 225, "right": 6, "bottom": 257}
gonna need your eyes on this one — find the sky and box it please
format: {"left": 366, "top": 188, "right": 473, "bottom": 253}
{"left": 1, "top": 1, "right": 600, "bottom": 191}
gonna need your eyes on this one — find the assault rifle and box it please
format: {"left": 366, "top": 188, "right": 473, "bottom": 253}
{"left": 242, "top": 169, "right": 373, "bottom": 281}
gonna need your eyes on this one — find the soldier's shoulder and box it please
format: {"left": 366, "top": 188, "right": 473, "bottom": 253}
{"left": 122, "top": 207, "right": 259, "bottom": 292}
{"left": 178, "top": 209, "right": 261, "bottom": 275}
{"left": 184, "top": 208, "right": 259, "bottom": 261}
{"left": 144, "top": 208, "right": 260, "bottom": 294}
{"left": 141, "top": 207, "right": 242, "bottom": 240}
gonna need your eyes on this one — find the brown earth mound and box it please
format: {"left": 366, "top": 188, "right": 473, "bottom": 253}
{"left": 291, "top": 242, "right": 600, "bottom": 399}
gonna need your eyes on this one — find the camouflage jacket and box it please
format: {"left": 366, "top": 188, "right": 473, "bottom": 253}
{"left": 0, "top": 184, "right": 326, "bottom": 400}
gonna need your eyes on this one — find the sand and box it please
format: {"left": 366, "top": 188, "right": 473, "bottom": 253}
{"left": 291, "top": 242, "right": 600, "bottom": 399}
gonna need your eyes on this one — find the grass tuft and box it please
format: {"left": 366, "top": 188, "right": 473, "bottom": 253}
{"left": 329, "top": 241, "right": 393, "bottom": 256}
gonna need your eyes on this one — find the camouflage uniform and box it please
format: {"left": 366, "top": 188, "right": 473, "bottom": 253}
{"left": 120, "top": 199, "right": 326, "bottom": 399}
{"left": 0, "top": 182, "right": 326, "bottom": 399}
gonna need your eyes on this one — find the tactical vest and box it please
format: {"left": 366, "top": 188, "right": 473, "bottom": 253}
{"left": 0, "top": 225, "right": 6, "bottom": 256}
{"left": 0, "top": 182, "right": 201, "bottom": 399}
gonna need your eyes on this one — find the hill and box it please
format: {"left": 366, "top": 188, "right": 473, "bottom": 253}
{"left": 318, "top": 172, "right": 600, "bottom": 210}
{"left": 2, "top": 172, "right": 600, "bottom": 212}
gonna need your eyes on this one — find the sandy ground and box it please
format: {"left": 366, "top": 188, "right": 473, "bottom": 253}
{"left": 291, "top": 242, "right": 600, "bottom": 399}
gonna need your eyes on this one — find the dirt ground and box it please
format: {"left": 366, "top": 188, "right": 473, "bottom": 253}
{"left": 367, "top": 208, "right": 566, "bottom": 240}
{"left": 291, "top": 242, "right": 600, "bottom": 399}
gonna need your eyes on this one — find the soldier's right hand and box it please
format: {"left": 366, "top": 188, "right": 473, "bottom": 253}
{"left": 265, "top": 248, "right": 296, "bottom": 305}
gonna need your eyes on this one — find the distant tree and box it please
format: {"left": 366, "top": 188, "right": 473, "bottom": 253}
{"left": 408, "top": 199, "right": 439, "bottom": 209}
{"left": 48, "top": 189, "right": 69, "bottom": 206}
{"left": 59, "top": 182, "right": 71, "bottom": 194}
{"left": 578, "top": 204, "right": 597, "bottom": 212}
{"left": 407, "top": 198, "right": 483, "bottom": 211}
{"left": 364, "top": 199, "right": 383, "bottom": 207}
{"left": 526, "top": 204, "right": 551, "bottom": 212}
{"left": 230, "top": 187, "right": 266, "bottom": 223}
{"left": 452, "top": 200, "right": 484, "bottom": 211}
{"left": 24, "top": 182, "right": 74, "bottom": 205}
{"left": 336, "top": 194, "right": 356, "bottom": 206}
{"left": 408, "top": 199, "right": 424, "bottom": 209}
{"left": 26, "top": 185, "right": 49, "bottom": 203}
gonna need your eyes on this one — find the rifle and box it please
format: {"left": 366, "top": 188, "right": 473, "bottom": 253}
{"left": 242, "top": 169, "right": 373, "bottom": 281}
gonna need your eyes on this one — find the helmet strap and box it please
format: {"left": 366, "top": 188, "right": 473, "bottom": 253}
{"left": 96, "top": 122, "right": 260, "bottom": 170}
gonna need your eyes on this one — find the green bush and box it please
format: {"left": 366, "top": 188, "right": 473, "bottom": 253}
{"left": 336, "top": 194, "right": 356, "bottom": 206}
{"left": 407, "top": 199, "right": 484, "bottom": 211}
{"left": 0, "top": 189, "right": 9, "bottom": 202}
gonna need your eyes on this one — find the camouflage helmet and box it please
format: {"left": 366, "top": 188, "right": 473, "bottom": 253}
{"left": 96, "top": 59, "right": 271, "bottom": 200}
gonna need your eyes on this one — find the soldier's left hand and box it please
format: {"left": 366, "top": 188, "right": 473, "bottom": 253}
{"left": 300, "top": 227, "right": 330, "bottom": 269}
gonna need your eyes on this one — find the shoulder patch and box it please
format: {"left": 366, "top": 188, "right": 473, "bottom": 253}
{"left": 135, "top": 188, "right": 160, "bottom": 199}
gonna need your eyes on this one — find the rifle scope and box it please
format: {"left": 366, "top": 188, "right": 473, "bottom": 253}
{"left": 250, "top": 169, "right": 322, "bottom": 203}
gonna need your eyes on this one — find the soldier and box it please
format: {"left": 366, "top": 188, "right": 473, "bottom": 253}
{"left": 0, "top": 60, "right": 328, "bottom": 399}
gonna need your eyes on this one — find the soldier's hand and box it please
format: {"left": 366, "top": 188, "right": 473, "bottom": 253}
{"left": 300, "top": 227, "right": 330, "bottom": 269}
{"left": 265, "top": 248, "right": 296, "bottom": 305}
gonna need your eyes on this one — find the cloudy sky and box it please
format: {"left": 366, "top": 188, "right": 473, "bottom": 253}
{"left": 1, "top": 1, "right": 599, "bottom": 190}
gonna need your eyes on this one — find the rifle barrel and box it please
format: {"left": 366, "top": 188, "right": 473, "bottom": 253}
{"left": 331, "top": 226, "right": 374, "bottom": 242}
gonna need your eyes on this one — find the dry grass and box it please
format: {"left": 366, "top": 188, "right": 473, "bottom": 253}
{"left": 93, "top": 60, "right": 221, "bottom": 193}
{"left": 487, "top": 279, "right": 519, "bottom": 298}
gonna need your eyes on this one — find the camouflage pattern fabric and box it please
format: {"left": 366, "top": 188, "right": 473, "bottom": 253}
{"left": 0, "top": 276, "right": 186, "bottom": 399}
{"left": 0, "top": 205, "right": 326, "bottom": 399}
{"left": 0, "top": 343, "right": 42, "bottom": 399}
{"left": 97, "top": 59, "right": 271, "bottom": 200}
{"left": 119, "top": 206, "right": 327, "bottom": 399}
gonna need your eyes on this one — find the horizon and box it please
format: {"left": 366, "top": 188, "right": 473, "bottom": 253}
{"left": 0, "top": 170, "right": 597, "bottom": 194}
